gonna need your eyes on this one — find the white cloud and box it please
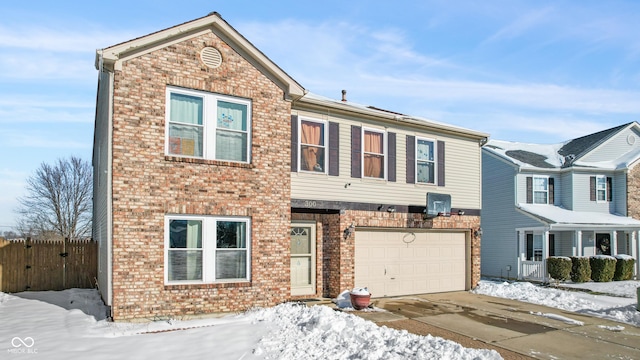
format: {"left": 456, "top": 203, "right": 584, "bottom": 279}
{"left": 0, "top": 25, "right": 138, "bottom": 52}
{"left": 0, "top": 130, "right": 91, "bottom": 149}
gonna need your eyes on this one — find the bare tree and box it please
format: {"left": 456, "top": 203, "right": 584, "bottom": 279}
{"left": 17, "top": 156, "right": 92, "bottom": 241}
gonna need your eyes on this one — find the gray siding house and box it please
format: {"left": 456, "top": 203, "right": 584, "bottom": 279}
{"left": 482, "top": 122, "right": 640, "bottom": 281}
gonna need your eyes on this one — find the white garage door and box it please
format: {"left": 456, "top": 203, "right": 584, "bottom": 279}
{"left": 355, "top": 230, "right": 467, "bottom": 297}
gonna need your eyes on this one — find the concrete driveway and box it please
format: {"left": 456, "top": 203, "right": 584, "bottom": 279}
{"left": 350, "top": 291, "right": 640, "bottom": 360}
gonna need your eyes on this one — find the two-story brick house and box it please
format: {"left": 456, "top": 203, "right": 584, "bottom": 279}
{"left": 481, "top": 122, "right": 640, "bottom": 281}
{"left": 93, "top": 12, "right": 488, "bottom": 321}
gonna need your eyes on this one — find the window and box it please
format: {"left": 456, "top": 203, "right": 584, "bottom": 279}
{"left": 299, "top": 118, "right": 326, "bottom": 173}
{"left": 596, "top": 175, "right": 607, "bottom": 201}
{"left": 363, "top": 128, "right": 385, "bottom": 179}
{"left": 166, "top": 87, "right": 251, "bottom": 162}
{"left": 533, "top": 176, "right": 548, "bottom": 204}
{"left": 416, "top": 138, "right": 435, "bottom": 184}
{"left": 526, "top": 234, "right": 543, "bottom": 261}
{"left": 165, "top": 215, "right": 250, "bottom": 284}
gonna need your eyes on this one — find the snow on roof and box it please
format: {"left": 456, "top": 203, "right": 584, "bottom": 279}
{"left": 484, "top": 139, "right": 566, "bottom": 168}
{"left": 518, "top": 204, "right": 640, "bottom": 227}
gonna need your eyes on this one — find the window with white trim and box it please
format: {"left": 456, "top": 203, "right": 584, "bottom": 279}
{"left": 165, "top": 215, "right": 250, "bottom": 284}
{"left": 533, "top": 176, "right": 549, "bottom": 204}
{"left": 363, "top": 128, "right": 386, "bottom": 179}
{"left": 416, "top": 137, "right": 436, "bottom": 184}
{"left": 166, "top": 86, "right": 251, "bottom": 162}
{"left": 299, "top": 118, "right": 327, "bottom": 173}
{"left": 596, "top": 175, "right": 607, "bottom": 201}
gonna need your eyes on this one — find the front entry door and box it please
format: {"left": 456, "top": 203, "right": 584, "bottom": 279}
{"left": 290, "top": 223, "right": 316, "bottom": 296}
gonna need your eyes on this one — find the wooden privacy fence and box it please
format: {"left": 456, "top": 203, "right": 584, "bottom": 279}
{"left": 0, "top": 237, "right": 97, "bottom": 293}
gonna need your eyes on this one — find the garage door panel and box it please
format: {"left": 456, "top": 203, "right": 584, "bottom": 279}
{"left": 355, "top": 230, "right": 466, "bottom": 297}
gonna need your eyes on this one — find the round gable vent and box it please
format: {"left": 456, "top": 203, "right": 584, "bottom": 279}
{"left": 200, "top": 47, "right": 222, "bottom": 68}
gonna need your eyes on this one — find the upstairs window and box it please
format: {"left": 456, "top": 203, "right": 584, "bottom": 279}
{"left": 299, "top": 118, "right": 326, "bottom": 173}
{"left": 526, "top": 176, "right": 554, "bottom": 204}
{"left": 590, "top": 175, "right": 612, "bottom": 202}
{"left": 596, "top": 176, "right": 607, "bottom": 201}
{"left": 166, "top": 87, "right": 251, "bottom": 162}
{"left": 416, "top": 138, "right": 436, "bottom": 184}
{"left": 533, "top": 176, "right": 548, "bottom": 204}
{"left": 363, "top": 128, "right": 385, "bottom": 179}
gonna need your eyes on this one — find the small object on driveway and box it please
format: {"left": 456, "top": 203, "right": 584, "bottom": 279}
{"left": 350, "top": 287, "right": 371, "bottom": 310}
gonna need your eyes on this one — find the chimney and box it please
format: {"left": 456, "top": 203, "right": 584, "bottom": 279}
{"left": 341, "top": 89, "right": 347, "bottom": 102}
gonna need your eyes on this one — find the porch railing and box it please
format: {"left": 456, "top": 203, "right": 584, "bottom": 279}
{"left": 521, "top": 260, "right": 546, "bottom": 281}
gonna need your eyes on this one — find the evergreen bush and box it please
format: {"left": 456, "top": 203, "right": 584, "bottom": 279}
{"left": 547, "top": 256, "right": 571, "bottom": 281}
{"left": 613, "top": 255, "right": 635, "bottom": 281}
{"left": 570, "top": 256, "right": 591, "bottom": 283}
{"left": 589, "top": 256, "right": 616, "bottom": 282}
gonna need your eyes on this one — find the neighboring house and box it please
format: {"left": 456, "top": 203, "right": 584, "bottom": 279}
{"left": 482, "top": 122, "right": 640, "bottom": 281}
{"left": 93, "top": 12, "right": 488, "bottom": 321}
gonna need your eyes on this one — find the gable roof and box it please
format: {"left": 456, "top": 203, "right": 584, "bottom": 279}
{"left": 296, "top": 92, "right": 490, "bottom": 141}
{"left": 558, "top": 122, "right": 631, "bottom": 164}
{"left": 484, "top": 122, "right": 640, "bottom": 170}
{"left": 95, "top": 12, "right": 305, "bottom": 101}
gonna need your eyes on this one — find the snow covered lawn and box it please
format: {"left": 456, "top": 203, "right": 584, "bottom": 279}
{"left": 0, "top": 289, "right": 501, "bottom": 360}
{"left": 473, "top": 279, "right": 640, "bottom": 327}
{"left": 2, "top": 280, "right": 637, "bottom": 359}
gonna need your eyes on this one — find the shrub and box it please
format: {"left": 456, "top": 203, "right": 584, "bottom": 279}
{"left": 589, "top": 256, "right": 616, "bottom": 282}
{"left": 570, "top": 257, "right": 591, "bottom": 283}
{"left": 613, "top": 255, "right": 636, "bottom": 281}
{"left": 547, "top": 257, "right": 571, "bottom": 281}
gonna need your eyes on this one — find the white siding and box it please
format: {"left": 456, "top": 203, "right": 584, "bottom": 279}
{"left": 571, "top": 172, "right": 615, "bottom": 213}
{"left": 481, "top": 151, "right": 542, "bottom": 279}
{"left": 614, "top": 173, "right": 627, "bottom": 215}
{"left": 580, "top": 127, "right": 640, "bottom": 163}
{"left": 560, "top": 171, "right": 573, "bottom": 210}
{"left": 93, "top": 70, "right": 112, "bottom": 307}
{"left": 291, "top": 109, "right": 482, "bottom": 209}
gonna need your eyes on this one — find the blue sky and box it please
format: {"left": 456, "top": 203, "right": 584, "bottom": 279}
{"left": 1, "top": 0, "right": 639, "bottom": 230}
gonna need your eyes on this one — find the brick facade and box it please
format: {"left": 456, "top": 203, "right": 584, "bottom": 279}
{"left": 292, "top": 211, "right": 481, "bottom": 300}
{"left": 110, "top": 32, "right": 292, "bottom": 320}
{"left": 628, "top": 164, "right": 640, "bottom": 220}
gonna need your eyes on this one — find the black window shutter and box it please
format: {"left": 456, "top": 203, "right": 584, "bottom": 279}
{"left": 351, "top": 126, "right": 361, "bottom": 178}
{"left": 590, "top": 176, "right": 596, "bottom": 201}
{"left": 291, "top": 115, "right": 298, "bottom": 172}
{"left": 406, "top": 135, "right": 415, "bottom": 183}
{"left": 607, "top": 177, "right": 612, "bottom": 202}
{"left": 548, "top": 177, "right": 554, "bottom": 205}
{"left": 388, "top": 132, "right": 396, "bottom": 182}
{"left": 526, "top": 177, "right": 533, "bottom": 204}
{"left": 437, "top": 140, "right": 445, "bottom": 186}
{"left": 549, "top": 234, "right": 555, "bottom": 257}
{"left": 526, "top": 234, "right": 533, "bottom": 260}
{"left": 328, "top": 122, "right": 339, "bottom": 176}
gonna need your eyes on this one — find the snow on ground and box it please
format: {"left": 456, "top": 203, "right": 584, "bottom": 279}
{"left": 473, "top": 279, "right": 640, "bottom": 327}
{"left": 0, "top": 289, "right": 501, "bottom": 360}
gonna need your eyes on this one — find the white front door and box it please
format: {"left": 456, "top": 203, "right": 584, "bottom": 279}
{"left": 290, "top": 223, "right": 316, "bottom": 296}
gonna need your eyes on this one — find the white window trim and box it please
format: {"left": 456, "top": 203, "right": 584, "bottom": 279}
{"left": 595, "top": 175, "right": 607, "bottom": 203}
{"left": 415, "top": 136, "right": 437, "bottom": 185}
{"left": 298, "top": 117, "right": 328, "bottom": 174}
{"left": 164, "top": 214, "right": 251, "bottom": 285}
{"left": 532, "top": 175, "right": 549, "bottom": 204}
{"left": 361, "top": 127, "right": 387, "bottom": 180}
{"left": 165, "top": 86, "right": 252, "bottom": 163}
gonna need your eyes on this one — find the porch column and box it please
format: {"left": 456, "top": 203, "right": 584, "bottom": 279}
{"left": 611, "top": 231, "right": 617, "bottom": 256}
{"left": 635, "top": 231, "right": 639, "bottom": 278}
{"left": 518, "top": 230, "right": 525, "bottom": 280}
{"left": 576, "top": 230, "right": 582, "bottom": 256}
{"left": 543, "top": 230, "right": 549, "bottom": 281}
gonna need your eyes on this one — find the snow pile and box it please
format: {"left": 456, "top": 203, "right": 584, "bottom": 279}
{"left": 473, "top": 280, "right": 640, "bottom": 327}
{"left": 529, "top": 312, "right": 584, "bottom": 326}
{"left": 0, "top": 289, "right": 502, "bottom": 360}
{"left": 253, "top": 303, "right": 501, "bottom": 360}
{"left": 351, "top": 287, "right": 370, "bottom": 295}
